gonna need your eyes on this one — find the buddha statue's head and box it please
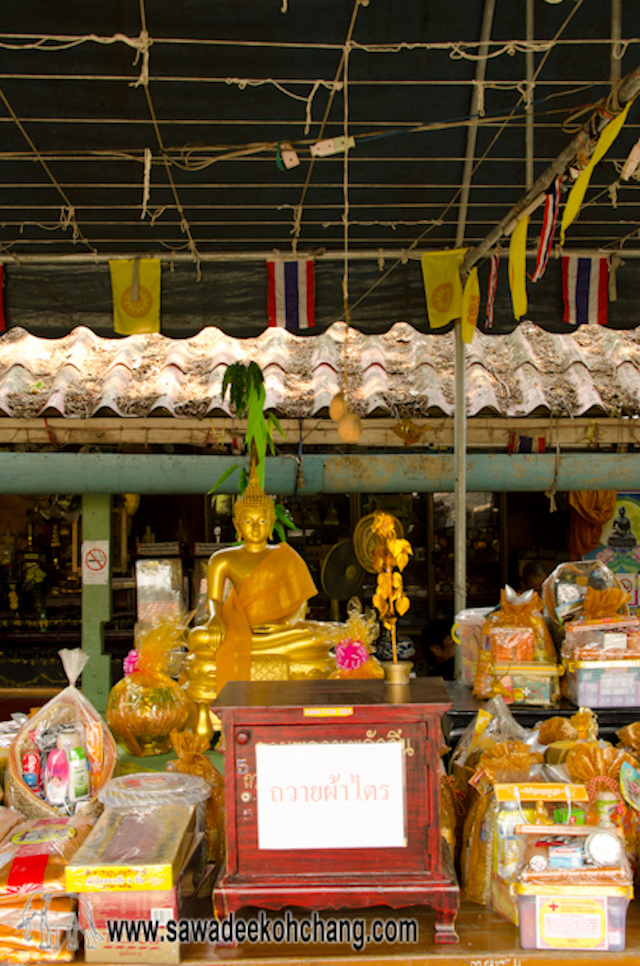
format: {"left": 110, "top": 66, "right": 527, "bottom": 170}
{"left": 233, "top": 464, "right": 276, "bottom": 545}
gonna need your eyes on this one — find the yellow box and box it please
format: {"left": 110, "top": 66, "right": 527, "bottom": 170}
{"left": 66, "top": 804, "right": 195, "bottom": 893}
{"left": 544, "top": 740, "right": 579, "bottom": 765}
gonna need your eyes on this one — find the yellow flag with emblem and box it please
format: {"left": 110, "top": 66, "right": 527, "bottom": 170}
{"left": 109, "top": 258, "right": 161, "bottom": 335}
{"left": 421, "top": 248, "right": 468, "bottom": 328}
{"left": 509, "top": 216, "right": 529, "bottom": 320}
{"left": 561, "top": 100, "right": 633, "bottom": 245}
{"left": 461, "top": 267, "right": 480, "bottom": 343}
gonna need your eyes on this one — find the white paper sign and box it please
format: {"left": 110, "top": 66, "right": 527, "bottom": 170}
{"left": 255, "top": 741, "right": 405, "bottom": 850}
{"left": 81, "top": 540, "right": 110, "bottom": 585}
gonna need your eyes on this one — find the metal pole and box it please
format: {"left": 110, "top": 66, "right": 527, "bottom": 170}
{"left": 611, "top": 0, "right": 622, "bottom": 86}
{"left": 526, "top": 0, "right": 535, "bottom": 190}
{"left": 452, "top": 0, "right": 496, "bottom": 670}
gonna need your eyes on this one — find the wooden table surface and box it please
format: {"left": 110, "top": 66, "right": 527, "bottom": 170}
{"left": 176, "top": 898, "right": 640, "bottom": 965}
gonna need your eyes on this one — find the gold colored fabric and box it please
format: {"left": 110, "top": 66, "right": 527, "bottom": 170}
{"left": 215, "top": 543, "right": 318, "bottom": 692}
{"left": 568, "top": 490, "right": 617, "bottom": 559}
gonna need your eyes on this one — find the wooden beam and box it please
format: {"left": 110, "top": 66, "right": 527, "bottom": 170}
{"left": 0, "top": 416, "right": 636, "bottom": 450}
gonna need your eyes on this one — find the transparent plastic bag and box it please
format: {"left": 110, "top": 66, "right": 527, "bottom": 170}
{"left": 0, "top": 897, "right": 77, "bottom": 965}
{"left": 452, "top": 606, "right": 494, "bottom": 687}
{"left": 0, "top": 814, "right": 95, "bottom": 898}
{"left": 6, "top": 650, "right": 117, "bottom": 820}
{"left": 542, "top": 560, "right": 629, "bottom": 634}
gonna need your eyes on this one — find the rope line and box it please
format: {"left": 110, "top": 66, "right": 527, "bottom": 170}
{"left": 349, "top": 0, "right": 585, "bottom": 316}
{"left": 0, "top": 87, "right": 97, "bottom": 257}
{"left": 137, "top": 0, "right": 201, "bottom": 279}
{"left": 290, "top": 0, "right": 365, "bottom": 254}
{"left": 224, "top": 77, "right": 343, "bottom": 135}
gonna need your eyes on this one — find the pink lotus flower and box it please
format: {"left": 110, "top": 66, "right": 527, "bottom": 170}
{"left": 123, "top": 649, "right": 141, "bottom": 675}
{"left": 335, "top": 638, "right": 369, "bottom": 670}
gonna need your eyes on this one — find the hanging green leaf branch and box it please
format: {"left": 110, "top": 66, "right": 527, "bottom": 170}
{"left": 209, "top": 362, "right": 294, "bottom": 541}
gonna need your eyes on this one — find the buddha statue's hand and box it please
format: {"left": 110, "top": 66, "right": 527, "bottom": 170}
{"left": 253, "top": 622, "right": 291, "bottom": 634}
{"left": 206, "top": 615, "right": 226, "bottom": 645}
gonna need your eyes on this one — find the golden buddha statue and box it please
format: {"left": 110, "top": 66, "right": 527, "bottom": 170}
{"left": 183, "top": 466, "right": 333, "bottom": 732}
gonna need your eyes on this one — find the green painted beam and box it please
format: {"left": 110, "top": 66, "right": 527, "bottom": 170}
{"left": 81, "top": 494, "right": 112, "bottom": 714}
{"left": 0, "top": 451, "right": 638, "bottom": 493}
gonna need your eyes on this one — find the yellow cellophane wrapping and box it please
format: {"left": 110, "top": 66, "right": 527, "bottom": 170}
{"left": 474, "top": 590, "right": 556, "bottom": 699}
{"left": 106, "top": 616, "right": 190, "bottom": 756}
{"left": 582, "top": 585, "right": 631, "bottom": 620}
{"left": 462, "top": 742, "right": 543, "bottom": 905}
{"left": 462, "top": 795, "right": 497, "bottom": 906}
{"left": 165, "top": 729, "right": 225, "bottom": 867}
{"left": 565, "top": 742, "right": 638, "bottom": 783}
{"left": 571, "top": 707, "right": 599, "bottom": 741}
{"left": 618, "top": 721, "right": 640, "bottom": 752}
{"left": 538, "top": 717, "right": 579, "bottom": 745}
{"left": 439, "top": 765, "right": 459, "bottom": 857}
{"left": 477, "top": 740, "right": 543, "bottom": 785}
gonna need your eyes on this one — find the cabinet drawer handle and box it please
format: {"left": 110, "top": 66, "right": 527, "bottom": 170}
{"left": 236, "top": 730, "right": 251, "bottom": 745}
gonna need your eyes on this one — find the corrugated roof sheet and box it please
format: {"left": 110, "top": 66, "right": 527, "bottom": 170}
{"left": 0, "top": 321, "right": 639, "bottom": 420}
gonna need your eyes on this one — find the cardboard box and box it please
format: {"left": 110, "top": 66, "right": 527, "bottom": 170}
{"left": 79, "top": 834, "right": 204, "bottom": 964}
{"left": 66, "top": 804, "right": 196, "bottom": 894}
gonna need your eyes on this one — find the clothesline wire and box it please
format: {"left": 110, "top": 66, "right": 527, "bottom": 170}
{"left": 349, "top": 0, "right": 586, "bottom": 316}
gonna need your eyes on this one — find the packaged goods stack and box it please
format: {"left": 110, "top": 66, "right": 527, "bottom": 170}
{"left": 67, "top": 798, "right": 203, "bottom": 965}
{"left": 454, "top": 697, "right": 640, "bottom": 951}
{"left": 0, "top": 811, "right": 96, "bottom": 963}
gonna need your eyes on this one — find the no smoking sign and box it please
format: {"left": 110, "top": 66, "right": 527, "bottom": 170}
{"left": 82, "top": 540, "right": 110, "bottom": 585}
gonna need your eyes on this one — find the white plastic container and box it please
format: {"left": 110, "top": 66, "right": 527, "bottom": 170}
{"left": 99, "top": 771, "right": 211, "bottom": 836}
{"left": 517, "top": 885, "right": 631, "bottom": 951}
{"left": 564, "top": 658, "right": 640, "bottom": 708}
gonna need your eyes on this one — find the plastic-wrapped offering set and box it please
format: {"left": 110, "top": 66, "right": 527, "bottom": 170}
{"left": 542, "top": 560, "right": 630, "bottom": 630}
{"left": 6, "top": 649, "right": 117, "bottom": 819}
{"left": 473, "top": 587, "right": 561, "bottom": 706}
{"left": 543, "top": 560, "right": 640, "bottom": 708}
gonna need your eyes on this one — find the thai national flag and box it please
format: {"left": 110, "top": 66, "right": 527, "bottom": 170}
{"left": 266, "top": 258, "right": 315, "bottom": 330}
{"left": 532, "top": 176, "right": 561, "bottom": 283}
{"left": 561, "top": 255, "right": 609, "bottom": 326}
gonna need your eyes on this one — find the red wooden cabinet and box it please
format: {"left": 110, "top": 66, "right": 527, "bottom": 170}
{"left": 212, "top": 678, "right": 459, "bottom": 944}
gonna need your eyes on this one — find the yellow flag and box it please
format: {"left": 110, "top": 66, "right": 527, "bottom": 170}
{"left": 509, "top": 215, "right": 529, "bottom": 320}
{"left": 421, "top": 248, "right": 468, "bottom": 328}
{"left": 461, "top": 267, "right": 480, "bottom": 343}
{"left": 109, "top": 259, "right": 161, "bottom": 335}
{"left": 561, "top": 101, "right": 633, "bottom": 245}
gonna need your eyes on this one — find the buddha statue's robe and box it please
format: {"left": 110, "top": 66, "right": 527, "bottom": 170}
{"left": 215, "top": 542, "right": 321, "bottom": 692}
